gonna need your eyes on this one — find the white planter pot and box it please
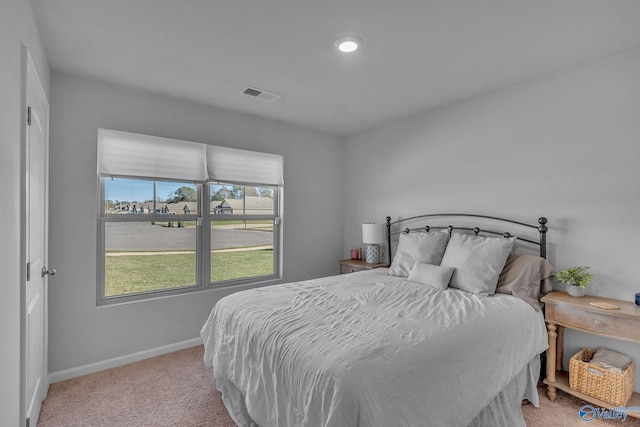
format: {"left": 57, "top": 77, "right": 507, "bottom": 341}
{"left": 566, "top": 285, "right": 585, "bottom": 297}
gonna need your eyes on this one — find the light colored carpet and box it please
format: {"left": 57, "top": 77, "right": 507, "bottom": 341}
{"left": 39, "top": 346, "right": 640, "bottom": 426}
{"left": 523, "top": 384, "right": 640, "bottom": 427}
{"left": 38, "top": 346, "right": 235, "bottom": 427}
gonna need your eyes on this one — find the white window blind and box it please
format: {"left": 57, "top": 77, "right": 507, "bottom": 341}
{"left": 206, "top": 145, "right": 284, "bottom": 186}
{"left": 97, "top": 129, "right": 283, "bottom": 185}
{"left": 97, "top": 129, "right": 208, "bottom": 182}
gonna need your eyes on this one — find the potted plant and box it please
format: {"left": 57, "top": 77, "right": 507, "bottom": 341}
{"left": 556, "top": 266, "right": 594, "bottom": 297}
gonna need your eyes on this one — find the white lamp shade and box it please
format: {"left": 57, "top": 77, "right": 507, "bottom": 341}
{"left": 362, "top": 223, "right": 384, "bottom": 244}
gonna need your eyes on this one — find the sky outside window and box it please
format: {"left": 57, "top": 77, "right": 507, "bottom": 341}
{"left": 105, "top": 178, "right": 190, "bottom": 203}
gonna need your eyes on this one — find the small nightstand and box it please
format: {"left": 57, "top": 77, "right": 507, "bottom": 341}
{"left": 541, "top": 291, "right": 640, "bottom": 418}
{"left": 339, "top": 259, "right": 388, "bottom": 274}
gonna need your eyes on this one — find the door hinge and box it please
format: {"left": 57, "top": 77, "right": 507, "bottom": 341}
{"left": 26, "top": 262, "right": 31, "bottom": 282}
{"left": 27, "top": 106, "right": 31, "bottom": 126}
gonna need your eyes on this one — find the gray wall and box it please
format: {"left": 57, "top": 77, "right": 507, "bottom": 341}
{"left": 344, "top": 48, "right": 640, "bottom": 390}
{"left": 10, "top": 4, "right": 640, "bottom": 405}
{"left": 0, "top": 1, "right": 50, "bottom": 424}
{"left": 47, "top": 72, "right": 344, "bottom": 373}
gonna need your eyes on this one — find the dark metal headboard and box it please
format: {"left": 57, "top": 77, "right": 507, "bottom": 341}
{"left": 386, "top": 214, "right": 548, "bottom": 263}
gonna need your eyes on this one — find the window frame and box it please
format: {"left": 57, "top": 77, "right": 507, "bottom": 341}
{"left": 207, "top": 181, "right": 281, "bottom": 287}
{"left": 97, "top": 178, "right": 282, "bottom": 306}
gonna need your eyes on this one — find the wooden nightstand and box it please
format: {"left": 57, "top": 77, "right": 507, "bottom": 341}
{"left": 339, "top": 259, "right": 388, "bottom": 274}
{"left": 541, "top": 291, "right": 640, "bottom": 418}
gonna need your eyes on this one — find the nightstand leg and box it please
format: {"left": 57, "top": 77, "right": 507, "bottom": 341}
{"left": 556, "top": 325, "right": 564, "bottom": 372}
{"left": 546, "top": 322, "right": 557, "bottom": 402}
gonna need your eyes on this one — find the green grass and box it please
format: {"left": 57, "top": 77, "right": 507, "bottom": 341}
{"left": 211, "top": 249, "right": 273, "bottom": 282}
{"left": 105, "top": 250, "right": 273, "bottom": 297}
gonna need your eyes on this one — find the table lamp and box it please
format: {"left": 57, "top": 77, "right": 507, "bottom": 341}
{"left": 362, "top": 223, "right": 384, "bottom": 264}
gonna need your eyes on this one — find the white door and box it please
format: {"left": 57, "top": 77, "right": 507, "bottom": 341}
{"left": 23, "top": 51, "right": 50, "bottom": 427}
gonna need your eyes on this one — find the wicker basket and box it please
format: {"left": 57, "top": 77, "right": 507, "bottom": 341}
{"left": 569, "top": 348, "right": 634, "bottom": 406}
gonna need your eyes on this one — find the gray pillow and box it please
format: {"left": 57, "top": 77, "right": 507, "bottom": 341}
{"left": 388, "top": 231, "right": 449, "bottom": 277}
{"left": 441, "top": 232, "right": 515, "bottom": 295}
{"left": 407, "top": 262, "right": 455, "bottom": 290}
{"left": 495, "top": 254, "right": 556, "bottom": 310}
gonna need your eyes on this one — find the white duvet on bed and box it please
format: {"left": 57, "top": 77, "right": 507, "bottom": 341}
{"left": 201, "top": 269, "right": 548, "bottom": 427}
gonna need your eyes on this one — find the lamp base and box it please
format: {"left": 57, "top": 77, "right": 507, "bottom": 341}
{"left": 365, "top": 244, "right": 381, "bottom": 264}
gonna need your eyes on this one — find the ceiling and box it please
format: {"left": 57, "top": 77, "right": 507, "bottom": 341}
{"left": 32, "top": 0, "right": 640, "bottom": 136}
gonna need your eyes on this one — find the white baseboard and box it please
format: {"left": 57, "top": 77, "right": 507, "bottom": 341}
{"left": 47, "top": 337, "right": 203, "bottom": 385}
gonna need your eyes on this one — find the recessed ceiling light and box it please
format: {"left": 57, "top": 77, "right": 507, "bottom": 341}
{"left": 335, "top": 36, "right": 362, "bottom": 54}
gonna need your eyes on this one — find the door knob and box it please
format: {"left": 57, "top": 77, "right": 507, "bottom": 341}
{"left": 42, "top": 267, "right": 57, "bottom": 277}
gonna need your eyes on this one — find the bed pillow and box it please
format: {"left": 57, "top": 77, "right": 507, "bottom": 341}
{"left": 408, "top": 262, "right": 455, "bottom": 290}
{"left": 388, "top": 231, "right": 449, "bottom": 278}
{"left": 441, "top": 232, "right": 515, "bottom": 295}
{"left": 495, "top": 254, "right": 556, "bottom": 310}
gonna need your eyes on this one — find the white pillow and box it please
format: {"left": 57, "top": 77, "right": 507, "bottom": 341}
{"left": 408, "top": 262, "right": 454, "bottom": 290}
{"left": 441, "top": 232, "right": 515, "bottom": 295}
{"left": 388, "top": 230, "right": 449, "bottom": 277}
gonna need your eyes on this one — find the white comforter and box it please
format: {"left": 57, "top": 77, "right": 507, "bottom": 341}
{"left": 201, "top": 269, "right": 548, "bottom": 427}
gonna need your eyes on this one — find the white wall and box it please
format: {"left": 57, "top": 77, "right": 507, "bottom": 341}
{"left": 47, "top": 72, "right": 344, "bottom": 374}
{"left": 344, "top": 48, "right": 640, "bottom": 390}
{"left": 0, "top": 0, "right": 50, "bottom": 424}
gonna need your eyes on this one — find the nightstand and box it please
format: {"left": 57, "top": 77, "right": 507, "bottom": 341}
{"left": 339, "top": 259, "right": 388, "bottom": 274}
{"left": 541, "top": 291, "right": 640, "bottom": 418}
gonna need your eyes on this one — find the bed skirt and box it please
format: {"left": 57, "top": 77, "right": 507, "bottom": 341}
{"left": 216, "top": 354, "right": 541, "bottom": 427}
{"left": 469, "top": 354, "right": 540, "bottom": 427}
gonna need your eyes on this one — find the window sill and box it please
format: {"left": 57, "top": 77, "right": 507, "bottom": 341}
{"left": 97, "top": 276, "right": 283, "bottom": 307}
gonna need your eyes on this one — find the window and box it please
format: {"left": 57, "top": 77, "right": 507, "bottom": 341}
{"left": 210, "top": 184, "right": 278, "bottom": 283}
{"left": 97, "top": 129, "right": 282, "bottom": 303}
{"left": 101, "top": 179, "right": 199, "bottom": 298}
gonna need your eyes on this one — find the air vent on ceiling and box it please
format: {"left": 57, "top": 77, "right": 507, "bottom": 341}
{"left": 241, "top": 87, "right": 281, "bottom": 102}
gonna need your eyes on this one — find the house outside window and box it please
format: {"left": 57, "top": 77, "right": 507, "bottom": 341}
{"left": 97, "top": 129, "right": 283, "bottom": 304}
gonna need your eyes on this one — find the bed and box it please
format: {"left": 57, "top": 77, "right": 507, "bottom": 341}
{"left": 202, "top": 214, "right": 555, "bottom": 426}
